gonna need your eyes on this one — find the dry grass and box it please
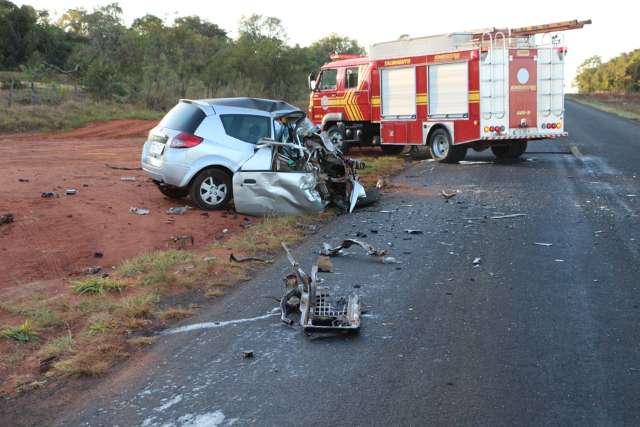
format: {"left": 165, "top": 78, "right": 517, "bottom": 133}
{"left": 568, "top": 94, "right": 640, "bottom": 121}
{"left": 158, "top": 307, "right": 193, "bottom": 322}
{"left": 71, "top": 277, "right": 126, "bottom": 294}
{"left": 358, "top": 155, "right": 408, "bottom": 186}
{"left": 0, "top": 99, "right": 161, "bottom": 133}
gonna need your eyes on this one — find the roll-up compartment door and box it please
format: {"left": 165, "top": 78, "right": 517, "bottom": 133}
{"left": 428, "top": 62, "right": 469, "bottom": 118}
{"left": 380, "top": 67, "right": 416, "bottom": 119}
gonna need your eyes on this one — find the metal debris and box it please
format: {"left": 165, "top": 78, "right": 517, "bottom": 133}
{"left": 129, "top": 207, "right": 150, "bottom": 215}
{"left": 473, "top": 257, "right": 482, "bottom": 266}
{"left": 65, "top": 188, "right": 77, "bottom": 195}
{"left": 0, "top": 213, "right": 15, "bottom": 226}
{"left": 534, "top": 242, "right": 553, "bottom": 247}
{"left": 83, "top": 266, "right": 102, "bottom": 275}
{"left": 166, "top": 206, "right": 190, "bottom": 215}
{"left": 242, "top": 350, "right": 254, "bottom": 359}
{"left": 41, "top": 191, "right": 58, "bottom": 198}
{"left": 441, "top": 190, "right": 458, "bottom": 200}
{"left": 120, "top": 176, "right": 137, "bottom": 182}
{"left": 321, "top": 239, "right": 387, "bottom": 257}
{"left": 280, "top": 242, "right": 361, "bottom": 332}
{"left": 490, "top": 213, "right": 528, "bottom": 219}
{"left": 404, "top": 229, "right": 424, "bottom": 235}
{"left": 229, "top": 253, "right": 273, "bottom": 263}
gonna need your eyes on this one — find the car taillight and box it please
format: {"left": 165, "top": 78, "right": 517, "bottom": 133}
{"left": 171, "top": 133, "right": 203, "bottom": 148}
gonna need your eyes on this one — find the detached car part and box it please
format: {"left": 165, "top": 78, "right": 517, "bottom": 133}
{"left": 280, "top": 242, "right": 361, "bottom": 332}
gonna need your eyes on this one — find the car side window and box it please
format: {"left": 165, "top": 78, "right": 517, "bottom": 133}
{"left": 345, "top": 67, "right": 359, "bottom": 89}
{"left": 220, "top": 114, "right": 271, "bottom": 144}
{"left": 318, "top": 69, "right": 337, "bottom": 91}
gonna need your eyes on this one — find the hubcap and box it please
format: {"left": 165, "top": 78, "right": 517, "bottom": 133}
{"left": 200, "top": 177, "right": 227, "bottom": 206}
{"left": 432, "top": 134, "right": 449, "bottom": 158}
{"left": 329, "top": 129, "right": 344, "bottom": 150}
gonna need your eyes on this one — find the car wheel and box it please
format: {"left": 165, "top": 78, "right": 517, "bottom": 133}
{"left": 156, "top": 183, "right": 189, "bottom": 199}
{"left": 428, "top": 128, "right": 466, "bottom": 163}
{"left": 491, "top": 141, "right": 527, "bottom": 160}
{"left": 381, "top": 145, "right": 405, "bottom": 155}
{"left": 190, "top": 168, "right": 232, "bottom": 210}
{"left": 327, "top": 125, "right": 350, "bottom": 154}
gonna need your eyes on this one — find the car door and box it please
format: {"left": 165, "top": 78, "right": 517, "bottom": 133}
{"left": 233, "top": 143, "right": 326, "bottom": 216}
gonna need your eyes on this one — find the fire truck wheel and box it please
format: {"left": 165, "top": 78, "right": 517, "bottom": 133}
{"left": 381, "top": 145, "right": 405, "bottom": 155}
{"left": 491, "top": 141, "right": 528, "bottom": 160}
{"left": 428, "top": 128, "right": 466, "bottom": 163}
{"left": 327, "top": 125, "right": 350, "bottom": 154}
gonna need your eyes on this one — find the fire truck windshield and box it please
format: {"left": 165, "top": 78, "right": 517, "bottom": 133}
{"left": 318, "top": 69, "right": 337, "bottom": 90}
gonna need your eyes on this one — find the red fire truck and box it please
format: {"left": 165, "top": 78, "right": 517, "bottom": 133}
{"left": 308, "top": 19, "right": 591, "bottom": 162}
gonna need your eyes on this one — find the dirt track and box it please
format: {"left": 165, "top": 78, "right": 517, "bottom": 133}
{"left": 0, "top": 120, "right": 246, "bottom": 294}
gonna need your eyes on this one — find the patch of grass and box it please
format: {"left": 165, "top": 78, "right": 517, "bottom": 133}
{"left": 358, "top": 155, "right": 406, "bottom": 185}
{"left": 71, "top": 277, "right": 126, "bottom": 295}
{"left": 2, "top": 320, "right": 37, "bottom": 343}
{"left": 221, "top": 214, "right": 309, "bottom": 255}
{"left": 39, "top": 335, "right": 75, "bottom": 359}
{"left": 205, "top": 288, "right": 225, "bottom": 298}
{"left": 0, "top": 99, "right": 161, "bottom": 133}
{"left": 118, "top": 250, "right": 195, "bottom": 279}
{"left": 567, "top": 94, "right": 640, "bottom": 121}
{"left": 115, "top": 293, "right": 157, "bottom": 320}
{"left": 53, "top": 341, "right": 128, "bottom": 377}
{"left": 158, "top": 307, "right": 193, "bottom": 321}
{"left": 127, "top": 336, "right": 156, "bottom": 348}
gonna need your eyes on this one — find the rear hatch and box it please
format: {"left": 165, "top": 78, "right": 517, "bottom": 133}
{"left": 509, "top": 48, "right": 537, "bottom": 129}
{"left": 145, "top": 102, "right": 206, "bottom": 161}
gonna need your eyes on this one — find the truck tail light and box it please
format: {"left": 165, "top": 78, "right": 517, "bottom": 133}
{"left": 489, "top": 126, "right": 495, "bottom": 132}
{"left": 171, "top": 133, "right": 203, "bottom": 148}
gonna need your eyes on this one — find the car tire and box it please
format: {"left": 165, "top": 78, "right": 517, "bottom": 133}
{"left": 189, "top": 168, "right": 232, "bottom": 211}
{"left": 428, "top": 128, "right": 466, "bottom": 163}
{"left": 491, "top": 141, "right": 527, "bottom": 160}
{"left": 381, "top": 145, "right": 405, "bottom": 155}
{"left": 326, "top": 125, "right": 350, "bottom": 154}
{"left": 156, "top": 183, "right": 189, "bottom": 199}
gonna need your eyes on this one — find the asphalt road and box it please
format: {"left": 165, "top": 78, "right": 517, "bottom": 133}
{"left": 56, "top": 100, "right": 640, "bottom": 426}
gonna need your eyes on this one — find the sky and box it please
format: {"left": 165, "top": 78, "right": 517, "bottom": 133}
{"left": 15, "top": 0, "right": 638, "bottom": 92}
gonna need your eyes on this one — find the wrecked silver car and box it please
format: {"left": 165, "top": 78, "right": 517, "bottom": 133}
{"left": 142, "top": 98, "right": 369, "bottom": 215}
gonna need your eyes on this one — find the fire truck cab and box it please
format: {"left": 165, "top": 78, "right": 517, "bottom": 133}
{"left": 308, "top": 20, "right": 591, "bottom": 162}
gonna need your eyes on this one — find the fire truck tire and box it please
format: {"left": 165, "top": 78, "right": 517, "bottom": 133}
{"left": 326, "top": 125, "right": 350, "bottom": 154}
{"left": 491, "top": 141, "right": 528, "bottom": 160}
{"left": 381, "top": 145, "right": 405, "bottom": 155}
{"left": 428, "top": 128, "right": 466, "bottom": 163}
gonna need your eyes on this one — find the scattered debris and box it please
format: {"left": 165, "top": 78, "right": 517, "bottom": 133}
{"left": 534, "top": 242, "right": 553, "bottom": 247}
{"left": 41, "top": 191, "right": 58, "bottom": 198}
{"left": 229, "top": 253, "right": 273, "bottom": 264}
{"left": 376, "top": 176, "right": 386, "bottom": 189}
{"left": 280, "top": 242, "right": 361, "bottom": 332}
{"left": 203, "top": 256, "right": 217, "bottom": 263}
{"left": 0, "top": 213, "right": 15, "bottom": 226}
{"left": 83, "top": 266, "right": 102, "bottom": 275}
{"left": 316, "top": 256, "right": 334, "bottom": 272}
{"left": 65, "top": 188, "right": 77, "bottom": 195}
{"left": 120, "top": 176, "right": 137, "bottom": 182}
{"left": 555, "top": 259, "right": 565, "bottom": 262}
{"left": 94, "top": 251, "right": 103, "bottom": 258}
{"left": 473, "top": 257, "right": 482, "bottom": 267}
{"left": 441, "top": 190, "right": 458, "bottom": 201}
{"left": 382, "top": 256, "right": 400, "bottom": 264}
{"left": 243, "top": 350, "right": 254, "bottom": 359}
{"left": 129, "top": 207, "right": 150, "bottom": 215}
{"left": 490, "top": 213, "right": 528, "bottom": 220}
{"left": 240, "top": 218, "right": 253, "bottom": 229}
{"left": 18, "top": 178, "right": 29, "bottom": 182}
{"left": 321, "top": 239, "right": 386, "bottom": 257}
{"left": 166, "top": 206, "right": 190, "bottom": 215}
{"left": 404, "top": 229, "right": 424, "bottom": 235}
{"left": 170, "top": 235, "right": 194, "bottom": 249}
{"left": 105, "top": 164, "right": 141, "bottom": 171}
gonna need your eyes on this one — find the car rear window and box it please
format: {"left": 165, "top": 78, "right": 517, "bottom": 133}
{"left": 220, "top": 114, "right": 271, "bottom": 144}
{"left": 159, "top": 102, "right": 206, "bottom": 133}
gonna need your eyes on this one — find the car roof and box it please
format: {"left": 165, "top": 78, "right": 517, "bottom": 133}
{"left": 186, "top": 97, "right": 302, "bottom": 116}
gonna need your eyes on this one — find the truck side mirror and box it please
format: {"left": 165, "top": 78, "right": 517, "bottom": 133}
{"left": 308, "top": 73, "right": 317, "bottom": 91}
